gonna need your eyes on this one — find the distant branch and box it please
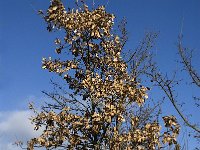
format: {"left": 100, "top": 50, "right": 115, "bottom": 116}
{"left": 178, "top": 35, "right": 200, "bottom": 87}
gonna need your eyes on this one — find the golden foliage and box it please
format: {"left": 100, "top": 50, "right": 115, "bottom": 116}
{"left": 27, "top": 0, "right": 180, "bottom": 149}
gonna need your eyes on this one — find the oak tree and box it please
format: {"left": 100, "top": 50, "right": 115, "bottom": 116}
{"left": 24, "top": 0, "right": 180, "bottom": 149}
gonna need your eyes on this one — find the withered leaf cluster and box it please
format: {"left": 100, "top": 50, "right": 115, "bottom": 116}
{"left": 27, "top": 0, "right": 180, "bottom": 149}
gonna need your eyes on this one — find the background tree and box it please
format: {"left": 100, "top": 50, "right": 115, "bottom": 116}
{"left": 146, "top": 36, "right": 200, "bottom": 132}
{"left": 126, "top": 24, "right": 200, "bottom": 147}
{"left": 22, "top": 0, "right": 181, "bottom": 149}
{"left": 126, "top": 24, "right": 200, "bottom": 148}
{"left": 141, "top": 33, "right": 200, "bottom": 139}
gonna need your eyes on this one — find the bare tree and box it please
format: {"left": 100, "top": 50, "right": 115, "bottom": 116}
{"left": 125, "top": 21, "right": 200, "bottom": 148}
{"left": 141, "top": 32, "right": 200, "bottom": 138}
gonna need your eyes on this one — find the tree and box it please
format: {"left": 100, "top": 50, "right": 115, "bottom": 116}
{"left": 23, "top": 0, "right": 181, "bottom": 149}
{"left": 131, "top": 23, "right": 200, "bottom": 147}
{"left": 145, "top": 35, "right": 200, "bottom": 133}
{"left": 147, "top": 34, "right": 200, "bottom": 139}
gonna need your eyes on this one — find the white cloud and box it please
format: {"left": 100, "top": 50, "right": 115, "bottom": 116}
{"left": 0, "top": 110, "right": 42, "bottom": 150}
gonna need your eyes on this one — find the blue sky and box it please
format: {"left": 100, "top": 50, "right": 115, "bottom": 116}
{"left": 0, "top": 0, "right": 200, "bottom": 149}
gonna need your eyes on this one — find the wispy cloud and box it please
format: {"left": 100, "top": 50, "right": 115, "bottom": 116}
{"left": 0, "top": 110, "right": 41, "bottom": 150}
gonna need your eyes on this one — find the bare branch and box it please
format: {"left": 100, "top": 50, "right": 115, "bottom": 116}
{"left": 178, "top": 35, "right": 200, "bottom": 87}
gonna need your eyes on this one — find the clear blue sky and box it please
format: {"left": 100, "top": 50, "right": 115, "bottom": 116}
{"left": 0, "top": 0, "right": 200, "bottom": 149}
